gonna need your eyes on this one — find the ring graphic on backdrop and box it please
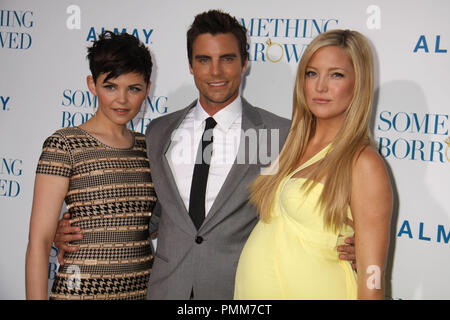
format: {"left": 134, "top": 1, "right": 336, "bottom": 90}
{"left": 265, "top": 38, "right": 284, "bottom": 63}
{"left": 66, "top": 265, "right": 81, "bottom": 291}
{"left": 445, "top": 137, "right": 450, "bottom": 162}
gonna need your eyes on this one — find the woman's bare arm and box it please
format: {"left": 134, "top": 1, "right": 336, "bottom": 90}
{"left": 350, "top": 146, "right": 393, "bottom": 300}
{"left": 25, "top": 174, "right": 69, "bottom": 299}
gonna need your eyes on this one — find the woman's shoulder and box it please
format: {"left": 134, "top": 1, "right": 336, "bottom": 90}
{"left": 354, "top": 145, "right": 386, "bottom": 173}
{"left": 350, "top": 145, "right": 393, "bottom": 225}
{"left": 54, "top": 126, "right": 82, "bottom": 135}
{"left": 41, "top": 127, "right": 77, "bottom": 146}
{"left": 38, "top": 129, "right": 76, "bottom": 170}
{"left": 42, "top": 127, "right": 95, "bottom": 152}
{"left": 46, "top": 127, "right": 85, "bottom": 141}
{"left": 352, "top": 144, "right": 391, "bottom": 192}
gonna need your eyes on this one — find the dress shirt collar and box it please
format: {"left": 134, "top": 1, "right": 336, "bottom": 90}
{"left": 193, "top": 96, "right": 243, "bottom": 132}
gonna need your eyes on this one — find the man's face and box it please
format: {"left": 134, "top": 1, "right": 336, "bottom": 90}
{"left": 189, "top": 32, "right": 248, "bottom": 114}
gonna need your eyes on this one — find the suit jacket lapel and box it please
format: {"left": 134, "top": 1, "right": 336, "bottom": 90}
{"left": 201, "top": 98, "right": 264, "bottom": 230}
{"left": 157, "top": 101, "right": 198, "bottom": 234}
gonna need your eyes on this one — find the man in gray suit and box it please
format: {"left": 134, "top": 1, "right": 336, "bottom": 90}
{"left": 145, "top": 10, "right": 291, "bottom": 299}
{"left": 55, "top": 10, "right": 355, "bottom": 300}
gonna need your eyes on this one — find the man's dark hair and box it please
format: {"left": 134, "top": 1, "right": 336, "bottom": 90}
{"left": 187, "top": 10, "right": 248, "bottom": 67}
{"left": 87, "top": 31, "right": 153, "bottom": 84}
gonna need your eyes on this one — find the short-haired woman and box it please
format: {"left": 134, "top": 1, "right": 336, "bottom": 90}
{"left": 26, "top": 31, "right": 156, "bottom": 300}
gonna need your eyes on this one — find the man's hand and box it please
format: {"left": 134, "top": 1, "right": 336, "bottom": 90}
{"left": 53, "top": 213, "right": 83, "bottom": 266}
{"left": 338, "top": 236, "right": 356, "bottom": 271}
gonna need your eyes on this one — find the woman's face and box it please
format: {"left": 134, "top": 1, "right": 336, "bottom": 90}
{"left": 87, "top": 72, "right": 150, "bottom": 126}
{"left": 304, "top": 45, "right": 355, "bottom": 122}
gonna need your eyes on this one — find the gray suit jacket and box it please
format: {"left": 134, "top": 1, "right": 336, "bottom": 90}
{"left": 145, "top": 98, "right": 290, "bottom": 299}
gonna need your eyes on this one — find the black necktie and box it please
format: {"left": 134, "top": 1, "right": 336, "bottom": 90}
{"left": 188, "top": 117, "right": 217, "bottom": 230}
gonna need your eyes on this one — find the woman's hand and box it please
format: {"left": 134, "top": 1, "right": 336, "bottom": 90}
{"left": 338, "top": 236, "right": 357, "bottom": 270}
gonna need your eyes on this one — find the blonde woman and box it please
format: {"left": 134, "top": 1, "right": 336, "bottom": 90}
{"left": 234, "top": 29, "right": 392, "bottom": 300}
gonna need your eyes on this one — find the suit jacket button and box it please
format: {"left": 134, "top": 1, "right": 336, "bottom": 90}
{"left": 195, "top": 236, "right": 203, "bottom": 244}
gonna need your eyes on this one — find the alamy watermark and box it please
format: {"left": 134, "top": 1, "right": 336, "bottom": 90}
{"left": 366, "top": 265, "right": 382, "bottom": 290}
{"left": 66, "top": 265, "right": 81, "bottom": 291}
{"left": 169, "top": 128, "right": 281, "bottom": 175}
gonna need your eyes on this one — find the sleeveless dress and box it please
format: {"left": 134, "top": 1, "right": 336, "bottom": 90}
{"left": 36, "top": 127, "right": 157, "bottom": 300}
{"left": 234, "top": 145, "right": 357, "bottom": 299}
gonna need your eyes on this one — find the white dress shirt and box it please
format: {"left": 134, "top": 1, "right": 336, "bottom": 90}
{"left": 166, "top": 97, "right": 243, "bottom": 216}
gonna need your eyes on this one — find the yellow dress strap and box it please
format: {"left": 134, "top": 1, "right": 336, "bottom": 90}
{"left": 287, "top": 144, "right": 331, "bottom": 179}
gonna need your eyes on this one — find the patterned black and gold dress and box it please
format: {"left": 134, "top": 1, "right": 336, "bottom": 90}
{"left": 36, "top": 127, "right": 156, "bottom": 300}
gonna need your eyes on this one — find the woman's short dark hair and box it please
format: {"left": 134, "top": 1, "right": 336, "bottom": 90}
{"left": 187, "top": 10, "right": 248, "bottom": 67}
{"left": 87, "top": 31, "right": 153, "bottom": 84}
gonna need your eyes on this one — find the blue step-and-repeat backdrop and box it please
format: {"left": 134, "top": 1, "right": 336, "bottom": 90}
{"left": 0, "top": 0, "right": 449, "bottom": 299}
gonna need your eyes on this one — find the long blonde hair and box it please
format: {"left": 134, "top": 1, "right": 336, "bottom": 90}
{"left": 250, "top": 29, "right": 374, "bottom": 232}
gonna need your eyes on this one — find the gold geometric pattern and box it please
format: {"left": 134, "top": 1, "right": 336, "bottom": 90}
{"left": 70, "top": 212, "right": 151, "bottom": 223}
{"left": 63, "top": 255, "right": 153, "bottom": 266}
{"left": 75, "top": 224, "right": 149, "bottom": 234}
{"left": 55, "top": 269, "right": 151, "bottom": 280}
{"left": 66, "top": 196, "right": 156, "bottom": 209}
{"left": 49, "top": 290, "right": 148, "bottom": 300}
{"left": 71, "top": 167, "right": 151, "bottom": 179}
{"left": 67, "top": 182, "right": 154, "bottom": 196}
{"left": 36, "top": 127, "right": 156, "bottom": 300}
{"left": 72, "top": 239, "right": 151, "bottom": 249}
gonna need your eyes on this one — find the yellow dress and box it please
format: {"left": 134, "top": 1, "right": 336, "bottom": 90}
{"left": 234, "top": 145, "right": 357, "bottom": 299}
